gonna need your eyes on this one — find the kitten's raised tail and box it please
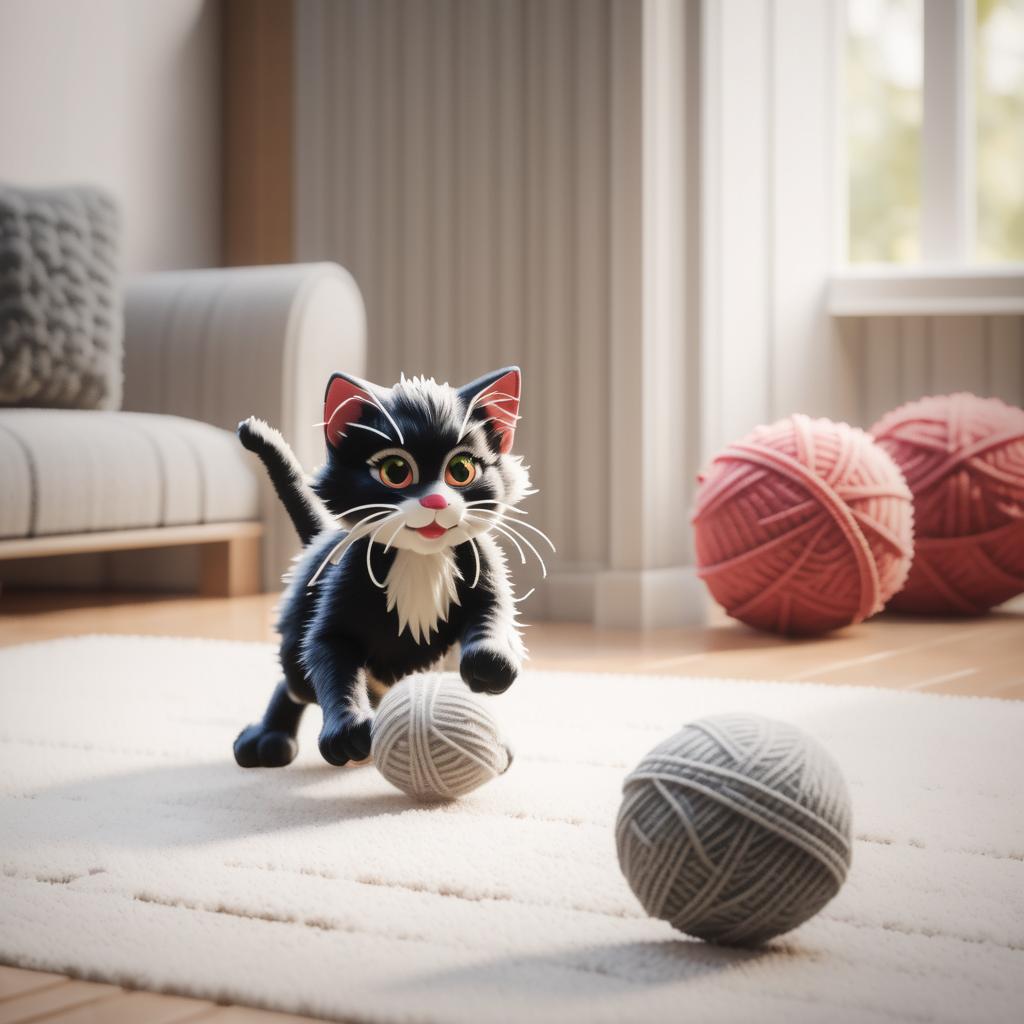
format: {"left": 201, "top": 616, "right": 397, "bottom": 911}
{"left": 237, "top": 417, "right": 335, "bottom": 545}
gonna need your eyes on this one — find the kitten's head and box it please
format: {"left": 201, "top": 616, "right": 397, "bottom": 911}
{"left": 314, "top": 367, "right": 531, "bottom": 554}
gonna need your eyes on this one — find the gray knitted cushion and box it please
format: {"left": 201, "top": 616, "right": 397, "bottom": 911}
{"left": 0, "top": 185, "right": 122, "bottom": 410}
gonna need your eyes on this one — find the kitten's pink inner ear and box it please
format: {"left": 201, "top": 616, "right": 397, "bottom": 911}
{"left": 477, "top": 370, "right": 520, "bottom": 454}
{"left": 324, "top": 375, "right": 375, "bottom": 448}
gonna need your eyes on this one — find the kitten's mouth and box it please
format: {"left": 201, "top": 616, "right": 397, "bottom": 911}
{"left": 414, "top": 523, "right": 450, "bottom": 540}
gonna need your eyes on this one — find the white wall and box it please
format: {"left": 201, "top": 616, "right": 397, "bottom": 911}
{"left": 0, "top": 0, "right": 221, "bottom": 272}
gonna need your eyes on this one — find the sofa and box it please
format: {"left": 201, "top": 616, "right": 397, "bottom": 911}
{"left": 0, "top": 262, "right": 366, "bottom": 593}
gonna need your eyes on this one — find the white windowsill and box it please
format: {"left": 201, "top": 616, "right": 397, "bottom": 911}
{"left": 828, "top": 266, "right": 1024, "bottom": 318}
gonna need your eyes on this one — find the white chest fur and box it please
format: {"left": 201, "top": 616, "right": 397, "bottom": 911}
{"left": 385, "top": 548, "right": 462, "bottom": 644}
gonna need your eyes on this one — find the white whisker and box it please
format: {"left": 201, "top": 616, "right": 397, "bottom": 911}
{"left": 365, "top": 514, "right": 400, "bottom": 589}
{"left": 323, "top": 509, "right": 392, "bottom": 559}
{"left": 470, "top": 515, "right": 548, "bottom": 577}
{"left": 349, "top": 422, "right": 395, "bottom": 442}
{"left": 464, "top": 499, "right": 533, "bottom": 521}
{"left": 458, "top": 388, "right": 519, "bottom": 440}
{"left": 383, "top": 517, "right": 406, "bottom": 553}
{"left": 468, "top": 535, "right": 482, "bottom": 588}
{"left": 335, "top": 502, "right": 401, "bottom": 521}
{"left": 309, "top": 509, "right": 393, "bottom": 585}
{"left": 514, "top": 587, "right": 536, "bottom": 604}
{"left": 469, "top": 391, "right": 517, "bottom": 414}
{"left": 475, "top": 390, "right": 519, "bottom": 404}
{"left": 458, "top": 405, "right": 479, "bottom": 442}
{"left": 462, "top": 507, "right": 556, "bottom": 551}
{"left": 491, "top": 521, "right": 548, "bottom": 577}
{"left": 327, "top": 392, "right": 405, "bottom": 446}
{"left": 326, "top": 395, "right": 390, "bottom": 443}
{"left": 465, "top": 499, "right": 528, "bottom": 513}
{"left": 483, "top": 415, "right": 520, "bottom": 432}
{"left": 362, "top": 394, "right": 405, "bottom": 446}
{"left": 326, "top": 395, "right": 365, "bottom": 421}
{"left": 466, "top": 514, "right": 527, "bottom": 566}
{"left": 309, "top": 544, "right": 343, "bottom": 586}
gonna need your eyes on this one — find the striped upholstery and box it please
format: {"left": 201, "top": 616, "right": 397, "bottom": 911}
{"left": 0, "top": 409, "right": 258, "bottom": 539}
{"left": 122, "top": 263, "right": 366, "bottom": 586}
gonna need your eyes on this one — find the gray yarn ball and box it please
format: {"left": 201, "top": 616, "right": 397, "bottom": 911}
{"left": 370, "top": 674, "right": 512, "bottom": 801}
{"left": 616, "top": 713, "right": 852, "bottom": 946}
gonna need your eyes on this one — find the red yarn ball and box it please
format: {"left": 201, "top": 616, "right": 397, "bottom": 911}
{"left": 693, "top": 415, "right": 914, "bottom": 635}
{"left": 871, "top": 393, "right": 1024, "bottom": 615}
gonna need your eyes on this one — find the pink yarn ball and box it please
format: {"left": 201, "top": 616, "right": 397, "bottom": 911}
{"left": 693, "top": 415, "right": 914, "bottom": 636}
{"left": 871, "top": 393, "right": 1024, "bottom": 615}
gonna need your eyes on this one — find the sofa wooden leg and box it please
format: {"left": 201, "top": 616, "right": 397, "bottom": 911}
{"left": 199, "top": 536, "right": 262, "bottom": 597}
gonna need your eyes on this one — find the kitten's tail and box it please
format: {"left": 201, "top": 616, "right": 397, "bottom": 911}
{"left": 237, "top": 417, "right": 335, "bottom": 545}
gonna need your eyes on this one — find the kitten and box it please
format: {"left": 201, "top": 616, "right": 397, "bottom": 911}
{"left": 232, "top": 366, "right": 551, "bottom": 769}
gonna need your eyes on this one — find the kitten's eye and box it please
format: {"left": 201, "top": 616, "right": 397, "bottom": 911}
{"left": 376, "top": 456, "right": 413, "bottom": 489}
{"left": 444, "top": 453, "right": 477, "bottom": 487}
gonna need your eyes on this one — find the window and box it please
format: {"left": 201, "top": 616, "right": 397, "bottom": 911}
{"left": 846, "top": 0, "right": 1024, "bottom": 265}
{"left": 977, "top": 0, "right": 1024, "bottom": 261}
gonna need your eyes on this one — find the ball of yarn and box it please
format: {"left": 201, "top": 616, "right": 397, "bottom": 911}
{"left": 692, "top": 414, "right": 914, "bottom": 634}
{"left": 616, "top": 713, "right": 853, "bottom": 946}
{"left": 871, "top": 393, "right": 1024, "bottom": 614}
{"left": 370, "top": 674, "right": 512, "bottom": 801}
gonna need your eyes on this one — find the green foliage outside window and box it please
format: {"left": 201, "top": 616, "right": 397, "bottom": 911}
{"left": 847, "top": 0, "right": 1023, "bottom": 264}
{"left": 976, "top": 0, "right": 1024, "bottom": 262}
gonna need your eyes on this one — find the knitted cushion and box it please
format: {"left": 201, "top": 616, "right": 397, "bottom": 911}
{"left": 0, "top": 185, "right": 122, "bottom": 410}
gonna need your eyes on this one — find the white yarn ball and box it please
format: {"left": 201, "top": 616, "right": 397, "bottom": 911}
{"left": 616, "top": 713, "right": 852, "bottom": 946}
{"left": 370, "top": 674, "right": 512, "bottom": 801}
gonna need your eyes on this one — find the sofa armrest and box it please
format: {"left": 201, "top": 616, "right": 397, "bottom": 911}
{"left": 122, "top": 262, "right": 366, "bottom": 586}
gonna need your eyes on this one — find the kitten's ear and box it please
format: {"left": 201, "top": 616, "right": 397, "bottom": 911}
{"left": 323, "top": 372, "right": 378, "bottom": 449}
{"left": 458, "top": 366, "right": 521, "bottom": 454}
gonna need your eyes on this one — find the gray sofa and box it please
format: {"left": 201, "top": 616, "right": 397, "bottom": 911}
{"left": 0, "top": 262, "right": 366, "bottom": 592}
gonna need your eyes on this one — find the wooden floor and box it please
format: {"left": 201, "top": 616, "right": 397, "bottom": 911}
{"left": 1, "top": 587, "right": 1021, "bottom": 1023}
{"left": 2, "top": 588, "right": 1022, "bottom": 696}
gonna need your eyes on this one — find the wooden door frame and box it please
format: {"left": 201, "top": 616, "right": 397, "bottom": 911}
{"left": 222, "top": 0, "right": 295, "bottom": 266}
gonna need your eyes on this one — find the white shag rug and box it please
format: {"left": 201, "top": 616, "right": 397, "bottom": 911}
{"left": 0, "top": 636, "right": 1022, "bottom": 1024}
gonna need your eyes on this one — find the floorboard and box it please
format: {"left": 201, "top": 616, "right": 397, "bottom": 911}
{"left": 39, "top": 991, "right": 215, "bottom": 1024}
{"left": 0, "top": 968, "right": 66, "bottom": 1004}
{"left": 0, "top": 981, "right": 120, "bottom": 1024}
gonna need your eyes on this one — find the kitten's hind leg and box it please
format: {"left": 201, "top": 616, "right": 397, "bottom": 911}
{"left": 233, "top": 680, "right": 307, "bottom": 768}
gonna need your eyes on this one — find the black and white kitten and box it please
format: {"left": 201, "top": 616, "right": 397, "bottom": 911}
{"left": 233, "top": 366, "right": 550, "bottom": 769}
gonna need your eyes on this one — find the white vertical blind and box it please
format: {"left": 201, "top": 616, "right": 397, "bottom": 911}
{"left": 295, "top": 0, "right": 624, "bottom": 618}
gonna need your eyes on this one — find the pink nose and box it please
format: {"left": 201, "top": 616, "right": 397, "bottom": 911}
{"left": 419, "top": 493, "right": 448, "bottom": 510}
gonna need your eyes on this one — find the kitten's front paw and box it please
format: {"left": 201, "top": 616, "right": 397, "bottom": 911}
{"left": 234, "top": 722, "right": 298, "bottom": 768}
{"left": 460, "top": 642, "right": 519, "bottom": 695}
{"left": 318, "top": 713, "right": 373, "bottom": 766}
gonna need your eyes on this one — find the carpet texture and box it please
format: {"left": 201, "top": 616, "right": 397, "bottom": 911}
{"left": 0, "top": 635, "right": 1021, "bottom": 1024}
